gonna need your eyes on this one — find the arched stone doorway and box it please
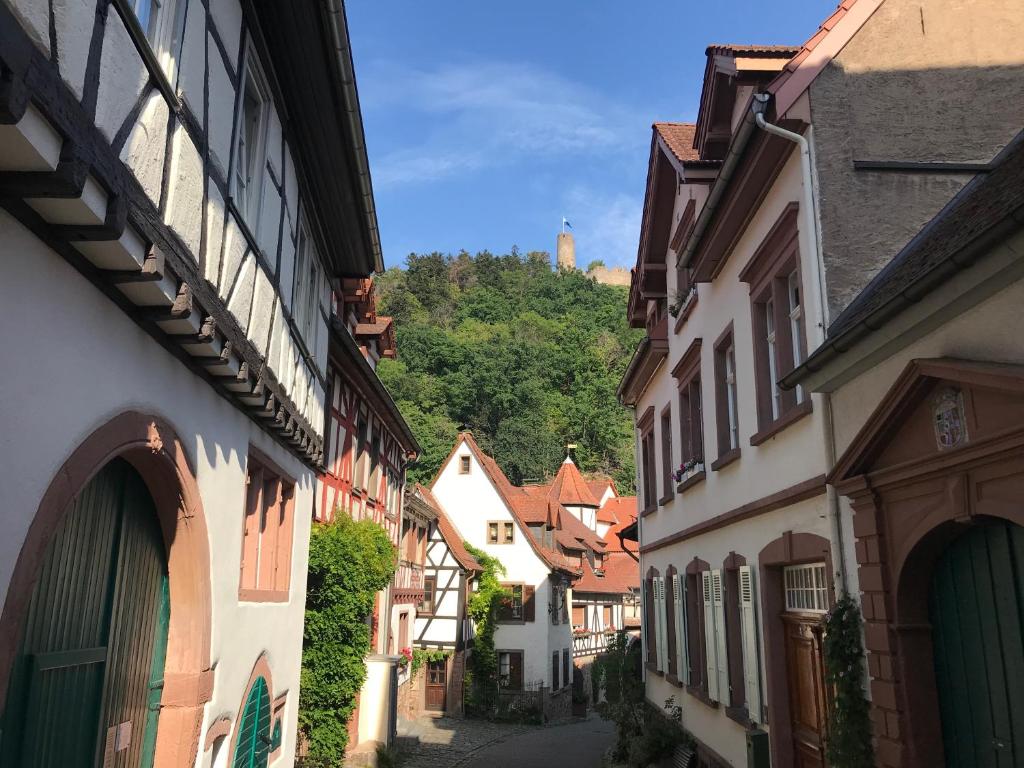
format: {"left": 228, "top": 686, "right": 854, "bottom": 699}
{"left": 833, "top": 358, "right": 1024, "bottom": 767}
{"left": 0, "top": 411, "right": 214, "bottom": 768}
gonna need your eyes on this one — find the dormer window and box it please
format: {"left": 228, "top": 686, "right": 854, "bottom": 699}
{"left": 459, "top": 456, "right": 471, "bottom": 474}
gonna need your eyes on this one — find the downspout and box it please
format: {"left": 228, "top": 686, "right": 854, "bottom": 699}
{"left": 752, "top": 94, "right": 849, "bottom": 595}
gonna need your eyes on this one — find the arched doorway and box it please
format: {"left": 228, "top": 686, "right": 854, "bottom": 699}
{"left": 0, "top": 411, "right": 214, "bottom": 768}
{"left": 928, "top": 519, "right": 1024, "bottom": 766}
{"left": 1, "top": 458, "right": 170, "bottom": 767}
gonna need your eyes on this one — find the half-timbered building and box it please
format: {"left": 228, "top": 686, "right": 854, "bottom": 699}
{"left": 0, "top": 0, "right": 396, "bottom": 765}
{"left": 429, "top": 434, "right": 590, "bottom": 715}
{"left": 410, "top": 485, "right": 480, "bottom": 717}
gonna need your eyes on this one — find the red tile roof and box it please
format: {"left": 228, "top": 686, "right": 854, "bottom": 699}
{"left": 705, "top": 43, "right": 801, "bottom": 56}
{"left": 600, "top": 497, "right": 639, "bottom": 555}
{"left": 573, "top": 552, "right": 639, "bottom": 595}
{"left": 654, "top": 122, "right": 700, "bottom": 164}
{"left": 414, "top": 485, "right": 481, "bottom": 573}
{"left": 549, "top": 457, "right": 601, "bottom": 507}
{"left": 440, "top": 433, "right": 581, "bottom": 575}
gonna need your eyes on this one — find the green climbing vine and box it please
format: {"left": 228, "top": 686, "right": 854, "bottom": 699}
{"left": 299, "top": 515, "right": 397, "bottom": 762}
{"left": 462, "top": 542, "right": 508, "bottom": 715}
{"left": 410, "top": 648, "right": 450, "bottom": 678}
{"left": 823, "top": 594, "right": 875, "bottom": 768}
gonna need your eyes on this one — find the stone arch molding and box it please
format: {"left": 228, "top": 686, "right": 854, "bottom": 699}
{"left": 0, "top": 410, "right": 214, "bottom": 768}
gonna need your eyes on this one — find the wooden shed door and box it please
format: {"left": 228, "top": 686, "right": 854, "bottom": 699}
{"left": 425, "top": 659, "right": 447, "bottom": 711}
{"left": 930, "top": 520, "right": 1024, "bottom": 767}
{"left": 783, "top": 615, "right": 828, "bottom": 768}
{"left": 0, "top": 459, "right": 169, "bottom": 768}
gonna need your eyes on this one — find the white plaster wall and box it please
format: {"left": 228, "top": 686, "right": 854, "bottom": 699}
{"left": 643, "top": 494, "right": 830, "bottom": 768}
{"left": 432, "top": 448, "right": 561, "bottom": 687}
{"left": 640, "top": 152, "right": 830, "bottom": 549}
{"left": 0, "top": 211, "right": 313, "bottom": 767}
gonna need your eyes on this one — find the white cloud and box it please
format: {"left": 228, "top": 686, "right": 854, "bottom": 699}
{"left": 362, "top": 59, "right": 636, "bottom": 187}
{"left": 562, "top": 185, "right": 642, "bottom": 269}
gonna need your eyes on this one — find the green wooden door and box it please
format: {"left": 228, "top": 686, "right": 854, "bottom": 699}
{"left": 930, "top": 520, "right": 1024, "bottom": 767}
{"left": 0, "top": 459, "right": 169, "bottom": 768}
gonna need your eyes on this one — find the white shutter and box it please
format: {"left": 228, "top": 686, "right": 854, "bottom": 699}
{"left": 739, "top": 565, "right": 763, "bottom": 723}
{"left": 656, "top": 577, "right": 668, "bottom": 672}
{"left": 673, "top": 574, "right": 689, "bottom": 685}
{"left": 702, "top": 571, "right": 719, "bottom": 701}
{"left": 712, "top": 569, "right": 729, "bottom": 701}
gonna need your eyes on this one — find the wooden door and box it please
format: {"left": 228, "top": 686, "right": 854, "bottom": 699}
{"left": 0, "top": 459, "right": 168, "bottom": 768}
{"left": 929, "top": 520, "right": 1024, "bottom": 767}
{"left": 783, "top": 614, "right": 829, "bottom": 768}
{"left": 425, "top": 659, "right": 447, "bottom": 711}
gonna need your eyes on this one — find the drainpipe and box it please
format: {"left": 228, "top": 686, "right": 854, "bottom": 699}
{"left": 752, "top": 94, "right": 849, "bottom": 595}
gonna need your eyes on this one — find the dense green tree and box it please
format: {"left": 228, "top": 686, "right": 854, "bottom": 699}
{"left": 378, "top": 249, "right": 642, "bottom": 490}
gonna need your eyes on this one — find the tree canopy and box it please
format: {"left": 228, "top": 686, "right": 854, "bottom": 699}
{"left": 377, "top": 249, "right": 642, "bottom": 491}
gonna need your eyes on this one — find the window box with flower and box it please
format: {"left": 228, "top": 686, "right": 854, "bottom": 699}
{"left": 674, "top": 457, "right": 705, "bottom": 493}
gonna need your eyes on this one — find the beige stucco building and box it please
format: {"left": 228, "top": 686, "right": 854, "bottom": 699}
{"left": 618, "top": 1, "right": 1024, "bottom": 766}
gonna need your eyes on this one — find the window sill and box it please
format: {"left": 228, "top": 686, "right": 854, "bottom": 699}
{"left": 676, "top": 470, "right": 706, "bottom": 494}
{"left": 750, "top": 399, "right": 813, "bottom": 447}
{"left": 641, "top": 503, "right": 658, "bottom": 518}
{"left": 725, "top": 706, "right": 753, "bottom": 728}
{"left": 645, "top": 662, "right": 664, "bottom": 677}
{"left": 238, "top": 588, "right": 290, "bottom": 603}
{"left": 685, "top": 684, "right": 719, "bottom": 709}
{"left": 666, "top": 673, "right": 684, "bottom": 688}
{"left": 658, "top": 492, "right": 675, "bottom": 507}
{"left": 672, "top": 291, "right": 699, "bottom": 334}
{"left": 711, "top": 448, "right": 741, "bottom": 472}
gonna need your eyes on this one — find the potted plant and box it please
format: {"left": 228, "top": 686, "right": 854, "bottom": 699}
{"left": 673, "top": 457, "right": 705, "bottom": 485}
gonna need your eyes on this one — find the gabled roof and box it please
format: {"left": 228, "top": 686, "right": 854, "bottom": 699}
{"left": 435, "top": 433, "right": 581, "bottom": 575}
{"left": 768, "top": 0, "right": 884, "bottom": 118}
{"left": 573, "top": 552, "right": 639, "bottom": 595}
{"left": 549, "top": 457, "right": 601, "bottom": 507}
{"left": 413, "top": 485, "right": 481, "bottom": 573}
{"left": 654, "top": 123, "right": 700, "bottom": 164}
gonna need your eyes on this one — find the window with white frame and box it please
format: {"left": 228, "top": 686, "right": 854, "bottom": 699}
{"left": 234, "top": 50, "right": 270, "bottom": 226}
{"left": 293, "top": 215, "right": 323, "bottom": 350}
{"left": 788, "top": 270, "right": 805, "bottom": 404}
{"left": 128, "top": 0, "right": 186, "bottom": 81}
{"left": 765, "top": 299, "right": 781, "bottom": 420}
{"left": 784, "top": 563, "right": 829, "bottom": 612}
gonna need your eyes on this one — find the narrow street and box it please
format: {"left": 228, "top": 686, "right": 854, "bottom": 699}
{"left": 399, "top": 716, "right": 615, "bottom": 768}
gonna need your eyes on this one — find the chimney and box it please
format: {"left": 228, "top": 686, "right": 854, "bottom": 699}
{"left": 556, "top": 232, "right": 575, "bottom": 270}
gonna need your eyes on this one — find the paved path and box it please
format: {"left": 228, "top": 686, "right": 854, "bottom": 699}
{"left": 398, "top": 716, "right": 615, "bottom": 768}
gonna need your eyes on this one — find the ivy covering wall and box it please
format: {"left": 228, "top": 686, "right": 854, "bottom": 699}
{"left": 462, "top": 542, "right": 507, "bottom": 715}
{"left": 299, "top": 516, "right": 397, "bottom": 761}
{"left": 823, "top": 594, "right": 875, "bottom": 768}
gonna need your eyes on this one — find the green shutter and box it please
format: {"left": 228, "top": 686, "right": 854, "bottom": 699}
{"left": 232, "top": 676, "right": 272, "bottom": 768}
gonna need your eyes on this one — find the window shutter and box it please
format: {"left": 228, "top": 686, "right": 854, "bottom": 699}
{"left": 739, "top": 565, "right": 763, "bottom": 723}
{"left": 657, "top": 577, "right": 668, "bottom": 672}
{"left": 674, "top": 574, "right": 689, "bottom": 686}
{"left": 702, "top": 571, "right": 719, "bottom": 701}
{"left": 652, "top": 578, "right": 662, "bottom": 671}
{"left": 524, "top": 585, "right": 536, "bottom": 622}
{"left": 711, "top": 569, "right": 729, "bottom": 701}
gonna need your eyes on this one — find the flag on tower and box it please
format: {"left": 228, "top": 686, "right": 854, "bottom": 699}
{"left": 561, "top": 217, "right": 573, "bottom": 232}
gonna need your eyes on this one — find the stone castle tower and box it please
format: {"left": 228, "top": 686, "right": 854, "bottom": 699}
{"left": 556, "top": 231, "right": 575, "bottom": 270}
{"left": 555, "top": 228, "right": 630, "bottom": 286}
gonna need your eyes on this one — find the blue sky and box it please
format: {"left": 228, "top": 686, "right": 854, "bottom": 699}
{"left": 347, "top": 1, "right": 838, "bottom": 270}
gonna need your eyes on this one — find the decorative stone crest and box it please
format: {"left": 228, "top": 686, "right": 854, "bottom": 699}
{"left": 932, "top": 387, "right": 967, "bottom": 450}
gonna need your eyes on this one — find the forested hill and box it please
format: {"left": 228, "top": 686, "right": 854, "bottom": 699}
{"left": 376, "top": 250, "right": 643, "bottom": 491}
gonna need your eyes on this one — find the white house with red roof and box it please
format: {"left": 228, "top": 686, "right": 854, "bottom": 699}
{"left": 430, "top": 433, "right": 581, "bottom": 712}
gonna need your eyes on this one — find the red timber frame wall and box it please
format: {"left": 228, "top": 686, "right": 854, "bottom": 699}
{"left": 317, "top": 371, "right": 404, "bottom": 546}
{"left": 832, "top": 359, "right": 1024, "bottom": 768}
